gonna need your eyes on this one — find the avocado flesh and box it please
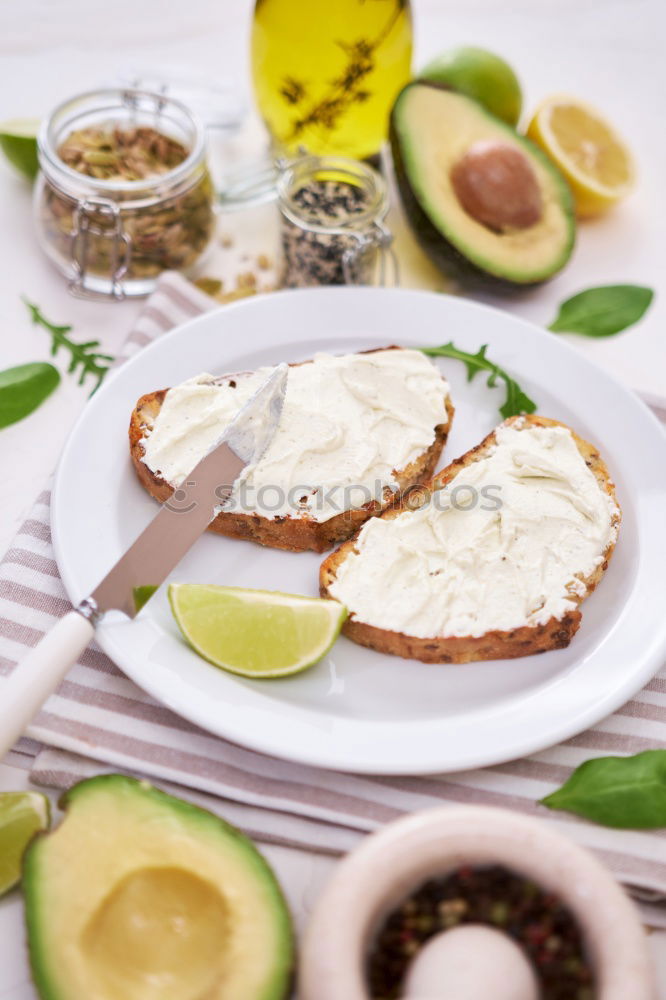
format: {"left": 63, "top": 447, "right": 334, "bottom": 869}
{"left": 391, "top": 83, "right": 575, "bottom": 286}
{"left": 24, "top": 775, "right": 293, "bottom": 1000}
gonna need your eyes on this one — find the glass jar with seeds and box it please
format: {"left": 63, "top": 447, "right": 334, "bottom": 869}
{"left": 277, "top": 155, "right": 396, "bottom": 287}
{"left": 34, "top": 89, "right": 216, "bottom": 300}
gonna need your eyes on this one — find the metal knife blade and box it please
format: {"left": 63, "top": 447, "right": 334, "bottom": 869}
{"left": 89, "top": 363, "right": 288, "bottom": 619}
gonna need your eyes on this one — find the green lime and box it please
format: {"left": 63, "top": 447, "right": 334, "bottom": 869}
{"left": 169, "top": 583, "right": 348, "bottom": 678}
{"left": 0, "top": 791, "right": 50, "bottom": 896}
{"left": 0, "top": 119, "right": 40, "bottom": 180}
{"left": 419, "top": 47, "right": 523, "bottom": 126}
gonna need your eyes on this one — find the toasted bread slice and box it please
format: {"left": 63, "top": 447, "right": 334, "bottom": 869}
{"left": 320, "top": 415, "right": 620, "bottom": 662}
{"left": 129, "top": 348, "right": 454, "bottom": 553}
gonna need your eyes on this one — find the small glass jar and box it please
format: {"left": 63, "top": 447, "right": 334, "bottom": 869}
{"left": 34, "top": 89, "right": 216, "bottom": 300}
{"left": 277, "top": 155, "right": 396, "bottom": 287}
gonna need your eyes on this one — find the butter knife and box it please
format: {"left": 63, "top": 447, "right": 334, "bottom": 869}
{"left": 0, "top": 364, "right": 288, "bottom": 756}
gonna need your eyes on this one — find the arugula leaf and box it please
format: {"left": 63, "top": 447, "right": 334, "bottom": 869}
{"left": 540, "top": 750, "right": 666, "bottom": 829}
{"left": 133, "top": 585, "right": 159, "bottom": 613}
{"left": 0, "top": 362, "right": 60, "bottom": 428}
{"left": 548, "top": 284, "right": 654, "bottom": 337}
{"left": 421, "top": 342, "right": 537, "bottom": 419}
{"left": 23, "top": 298, "right": 115, "bottom": 395}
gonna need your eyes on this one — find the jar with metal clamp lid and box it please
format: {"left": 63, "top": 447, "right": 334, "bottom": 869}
{"left": 277, "top": 155, "right": 397, "bottom": 287}
{"left": 34, "top": 88, "right": 215, "bottom": 300}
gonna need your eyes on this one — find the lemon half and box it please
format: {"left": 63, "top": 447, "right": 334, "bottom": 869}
{"left": 526, "top": 97, "right": 634, "bottom": 216}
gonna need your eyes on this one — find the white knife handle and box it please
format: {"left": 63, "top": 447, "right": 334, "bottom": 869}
{"left": 0, "top": 610, "right": 94, "bottom": 759}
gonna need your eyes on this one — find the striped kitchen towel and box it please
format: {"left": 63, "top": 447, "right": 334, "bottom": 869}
{"left": 1, "top": 272, "right": 666, "bottom": 913}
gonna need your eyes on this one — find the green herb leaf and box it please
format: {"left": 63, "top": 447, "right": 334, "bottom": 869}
{"left": 548, "top": 284, "right": 654, "bottom": 337}
{"left": 133, "top": 585, "right": 159, "bottom": 613}
{"left": 540, "top": 750, "right": 666, "bottom": 829}
{"left": 0, "top": 362, "right": 60, "bottom": 428}
{"left": 23, "top": 298, "right": 115, "bottom": 395}
{"left": 420, "top": 342, "right": 537, "bottom": 419}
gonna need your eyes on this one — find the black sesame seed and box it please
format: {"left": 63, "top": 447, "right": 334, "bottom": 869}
{"left": 281, "top": 179, "right": 374, "bottom": 287}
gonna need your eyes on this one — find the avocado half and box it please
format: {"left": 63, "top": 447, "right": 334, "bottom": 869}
{"left": 390, "top": 81, "right": 575, "bottom": 288}
{"left": 24, "top": 775, "right": 294, "bottom": 1000}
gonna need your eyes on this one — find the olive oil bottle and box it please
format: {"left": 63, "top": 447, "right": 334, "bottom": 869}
{"left": 251, "top": 0, "right": 412, "bottom": 159}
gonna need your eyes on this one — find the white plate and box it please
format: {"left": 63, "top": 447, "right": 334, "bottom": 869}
{"left": 52, "top": 288, "right": 666, "bottom": 774}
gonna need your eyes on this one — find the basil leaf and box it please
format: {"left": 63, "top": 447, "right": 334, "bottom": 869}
{"left": 421, "top": 342, "right": 537, "bottom": 419}
{"left": 540, "top": 750, "right": 666, "bottom": 829}
{"left": 0, "top": 362, "right": 60, "bottom": 428}
{"left": 548, "top": 284, "right": 654, "bottom": 337}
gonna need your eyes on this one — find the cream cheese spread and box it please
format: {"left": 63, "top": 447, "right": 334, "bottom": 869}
{"left": 328, "top": 422, "right": 619, "bottom": 638}
{"left": 140, "top": 349, "right": 450, "bottom": 524}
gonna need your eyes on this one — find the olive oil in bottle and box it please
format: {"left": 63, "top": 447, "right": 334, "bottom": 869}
{"left": 251, "top": 0, "right": 412, "bottom": 159}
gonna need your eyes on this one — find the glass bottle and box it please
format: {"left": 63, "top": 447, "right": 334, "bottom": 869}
{"left": 251, "top": 0, "right": 412, "bottom": 160}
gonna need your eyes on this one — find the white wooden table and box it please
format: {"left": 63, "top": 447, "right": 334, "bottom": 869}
{"left": 1, "top": 0, "right": 665, "bottom": 994}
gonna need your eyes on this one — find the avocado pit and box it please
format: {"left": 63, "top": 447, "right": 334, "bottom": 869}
{"left": 450, "top": 141, "right": 543, "bottom": 232}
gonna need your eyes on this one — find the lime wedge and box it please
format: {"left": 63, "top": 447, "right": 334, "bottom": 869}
{"left": 168, "top": 583, "right": 348, "bottom": 678}
{"left": 0, "top": 119, "right": 40, "bottom": 180}
{"left": 0, "top": 791, "right": 50, "bottom": 896}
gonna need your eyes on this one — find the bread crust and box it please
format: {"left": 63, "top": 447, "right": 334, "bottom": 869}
{"left": 319, "top": 415, "right": 621, "bottom": 663}
{"left": 128, "top": 348, "right": 454, "bottom": 554}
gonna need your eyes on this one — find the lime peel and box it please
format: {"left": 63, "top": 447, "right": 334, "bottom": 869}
{"left": 168, "top": 583, "right": 348, "bottom": 679}
{"left": 0, "top": 119, "right": 40, "bottom": 180}
{"left": 419, "top": 46, "right": 522, "bottom": 126}
{"left": 0, "top": 791, "right": 51, "bottom": 897}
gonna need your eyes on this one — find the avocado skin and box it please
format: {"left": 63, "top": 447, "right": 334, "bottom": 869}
{"left": 389, "top": 82, "right": 576, "bottom": 291}
{"left": 23, "top": 774, "right": 295, "bottom": 1000}
{"left": 23, "top": 831, "right": 52, "bottom": 1000}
